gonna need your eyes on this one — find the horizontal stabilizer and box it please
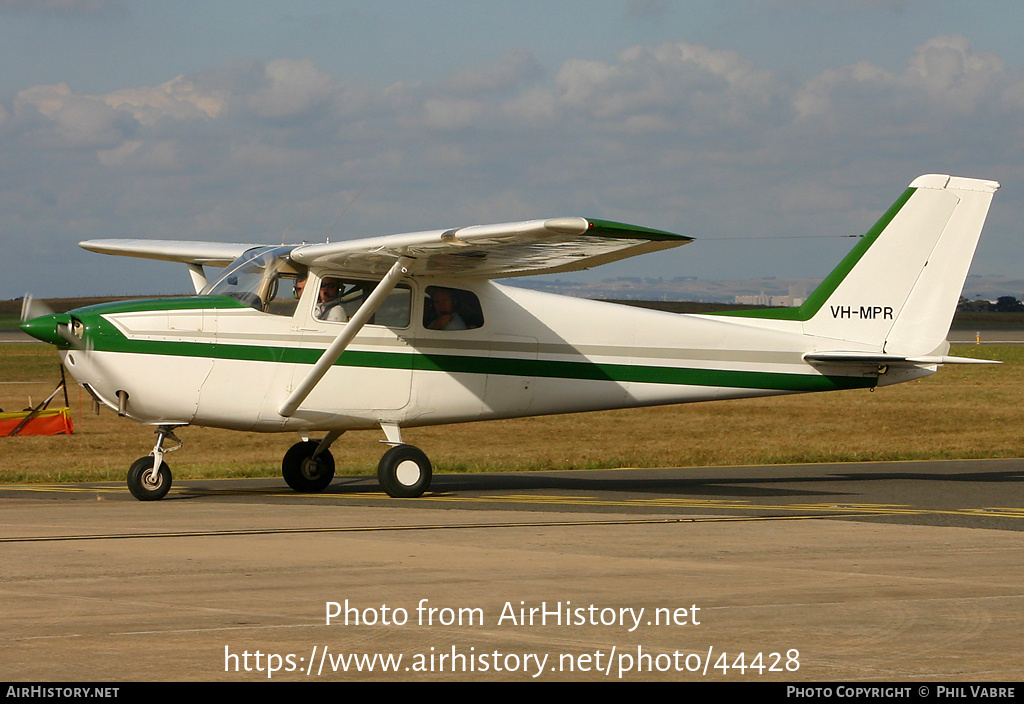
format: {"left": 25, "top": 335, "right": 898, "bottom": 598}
{"left": 804, "top": 352, "right": 1000, "bottom": 366}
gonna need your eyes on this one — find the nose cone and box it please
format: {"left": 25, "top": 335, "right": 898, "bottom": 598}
{"left": 20, "top": 313, "right": 72, "bottom": 346}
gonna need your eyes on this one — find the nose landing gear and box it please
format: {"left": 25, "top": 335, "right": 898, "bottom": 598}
{"left": 127, "top": 457, "right": 171, "bottom": 501}
{"left": 126, "top": 425, "right": 184, "bottom": 501}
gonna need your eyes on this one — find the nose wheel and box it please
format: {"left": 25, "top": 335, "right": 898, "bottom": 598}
{"left": 127, "top": 456, "right": 172, "bottom": 501}
{"left": 126, "top": 425, "right": 183, "bottom": 501}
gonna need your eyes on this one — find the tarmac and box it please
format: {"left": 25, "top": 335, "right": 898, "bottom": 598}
{"left": 2, "top": 459, "right": 1022, "bottom": 682}
{"left": 3, "top": 321, "right": 1022, "bottom": 683}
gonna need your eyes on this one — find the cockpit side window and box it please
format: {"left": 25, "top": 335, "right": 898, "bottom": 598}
{"left": 311, "top": 275, "right": 411, "bottom": 328}
{"left": 264, "top": 272, "right": 304, "bottom": 316}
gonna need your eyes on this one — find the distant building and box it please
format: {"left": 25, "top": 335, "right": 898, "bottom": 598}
{"left": 734, "top": 293, "right": 804, "bottom": 307}
{"left": 735, "top": 293, "right": 771, "bottom": 306}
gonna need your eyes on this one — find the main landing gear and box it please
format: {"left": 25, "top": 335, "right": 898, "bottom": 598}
{"left": 377, "top": 444, "right": 432, "bottom": 499}
{"left": 282, "top": 437, "right": 336, "bottom": 492}
{"left": 280, "top": 425, "right": 433, "bottom": 499}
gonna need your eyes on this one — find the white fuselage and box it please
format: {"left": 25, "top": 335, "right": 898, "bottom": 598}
{"left": 60, "top": 279, "right": 903, "bottom": 433}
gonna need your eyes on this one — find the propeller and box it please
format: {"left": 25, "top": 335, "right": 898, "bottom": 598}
{"left": 20, "top": 294, "right": 55, "bottom": 323}
{"left": 19, "top": 294, "right": 88, "bottom": 350}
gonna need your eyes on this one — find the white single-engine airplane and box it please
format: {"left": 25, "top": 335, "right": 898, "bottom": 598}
{"left": 22, "top": 174, "right": 1000, "bottom": 501}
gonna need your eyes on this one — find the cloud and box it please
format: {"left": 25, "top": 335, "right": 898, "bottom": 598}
{"left": 443, "top": 50, "right": 542, "bottom": 94}
{"left": 2, "top": 35, "right": 1023, "bottom": 297}
{"left": 794, "top": 35, "right": 1020, "bottom": 124}
{"left": 904, "top": 35, "right": 1007, "bottom": 107}
{"left": 14, "top": 83, "right": 134, "bottom": 148}
{"left": 103, "top": 76, "right": 227, "bottom": 125}
{"left": 246, "top": 58, "right": 337, "bottom": 121}
{"left": 14, "top": 82, "right": 74, "bottom": 119}
{"left": 553, "top": 42, "right": 784, "bottom": 134}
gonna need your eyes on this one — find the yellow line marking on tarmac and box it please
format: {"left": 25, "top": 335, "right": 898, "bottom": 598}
{"left": 959, "top": 507, "right": 1024, "bottom": 518}
{"left": 0, "top": 485, "right": 126, "bottom": 493}
{"left": 3, "top": 485, "right": 1021, "bottom": 522}
{"left": 361, "top": 492, "right": 1024, "bottom": 521}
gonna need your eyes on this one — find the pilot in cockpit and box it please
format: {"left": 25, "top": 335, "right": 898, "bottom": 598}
{"left": 313, "top": 277, "right": 348, "bottom": 322}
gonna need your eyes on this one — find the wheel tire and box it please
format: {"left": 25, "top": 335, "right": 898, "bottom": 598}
{"left": 127, "top": 456, "right": 172, "bottom": 501}
{"left": 282, "top": 440, "right": 335, "bottom": 492}
{"left": 378, "top": 445, "right": 432, "bottom": 498}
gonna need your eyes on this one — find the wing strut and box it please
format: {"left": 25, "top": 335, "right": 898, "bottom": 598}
{"left": 186, "top": 264, "right": 207, "bottom": 294}
{"left": 278, "top": 256, "right": 413, "bottom": 418}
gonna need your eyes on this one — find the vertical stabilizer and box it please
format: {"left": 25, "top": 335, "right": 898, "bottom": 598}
{"left": 801, "top": 174, "right": 999, "bottom": 355}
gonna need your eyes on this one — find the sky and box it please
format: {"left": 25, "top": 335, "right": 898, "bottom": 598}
{"left": 2, "top": 0, "right": 1023, "bottom": 299}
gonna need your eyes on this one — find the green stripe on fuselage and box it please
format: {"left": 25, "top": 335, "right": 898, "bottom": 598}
{"left": 69, "top": 296, "right": 872, "bottom": 393}
{"left": 78, "top": 320, "right": 872, "bottom": 393}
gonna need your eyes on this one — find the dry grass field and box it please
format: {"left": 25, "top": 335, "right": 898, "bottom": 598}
{"left": 1, "top": 342, "right": 1020, "bottom": 483}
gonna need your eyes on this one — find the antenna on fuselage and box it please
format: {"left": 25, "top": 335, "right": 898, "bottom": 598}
{"left": 280, "top": 193, "right": 328, "bottom": 245}
{"left": 323, "top": 179, "right": 372, "bottom": 243}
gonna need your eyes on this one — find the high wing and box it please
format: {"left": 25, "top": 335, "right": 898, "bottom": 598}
{"left": 80, "top": 239, "right": 264, "bottom": 266}
{"left": 79, "top": 218, "right": 691, "bottom": 283}
{"left": 287, "top": 217, "right": 692, "bottom": 278}
{"left": 80, "top": 239, "right": 268, "bottom": 293}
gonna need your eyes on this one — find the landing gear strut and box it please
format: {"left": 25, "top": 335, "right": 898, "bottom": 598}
{"left": 376, "top": 422, "right": 432, "bottom": 498}
{"left": 282, "top": 430, "right": 341, "bottom": 493}
{"left": 126, "top": 425, "right": 183, "bottom": 501}
{"left": 279, "top": 425, "right": 433, "bottom": 498}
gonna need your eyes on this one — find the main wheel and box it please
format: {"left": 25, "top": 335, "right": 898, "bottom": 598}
{"left": 127, "top": 457, "right": 172, "bottom": 501}
{"left": 377, "top": 445, "right": 432, "bottom": 498}
{"left": 282, "top": 440, "right": 335, "bottom": 492}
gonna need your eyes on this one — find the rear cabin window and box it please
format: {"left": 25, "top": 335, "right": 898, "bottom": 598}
{"left": 423, "top": 286, "right": 483, "bottom": 331}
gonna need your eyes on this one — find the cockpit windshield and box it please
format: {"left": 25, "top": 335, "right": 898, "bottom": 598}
{"left": 201, "top": 245, "right": 305, "bottom": 315}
